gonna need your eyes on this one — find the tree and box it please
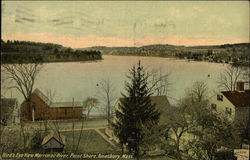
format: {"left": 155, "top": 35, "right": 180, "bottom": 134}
{"left": 2, "top": 63, "right": 43, "bottom": 102}
{"left": 112, "top": 61, "right": 160, "bottom": 159}
{"left": 185, "top": 81, "right": 207, "bottom": 103}
{"left": 148, "top": 67, "right": 171, "bottom": 96}
{"left": 1, "top": 62, "right": 44, "bottom": 148}
{"left": 158, "top": 81, "right": 244, "bottom": 160}
{"left": 218, "top": 65, "right": 244, "bottom": 91}
{"left": 98, "top": 78, "right": 116, "bottom": 126}
{"left": 84, "top": 97, "right": 99, "bottom": 120}
{"left": 160, "top": 99, "right": 241, "bottom": 160}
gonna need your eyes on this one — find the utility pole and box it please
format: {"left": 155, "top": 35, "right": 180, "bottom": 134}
{"left": 72, "top": 97, "right": 75, "bottom": 152}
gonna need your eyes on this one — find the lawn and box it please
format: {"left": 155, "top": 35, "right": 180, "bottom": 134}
{"left": 61, "top": 130, "right": 117, "bottom": 153}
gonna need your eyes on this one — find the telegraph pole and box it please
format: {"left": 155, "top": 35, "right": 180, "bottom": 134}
{"left": 72, "top": 97, "right": 75, "bottom": 152}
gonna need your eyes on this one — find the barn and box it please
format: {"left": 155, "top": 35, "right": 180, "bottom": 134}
{"left": 21, "top": 89, "right": 84, "bottom": 121}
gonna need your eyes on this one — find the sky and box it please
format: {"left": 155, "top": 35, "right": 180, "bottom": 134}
{"left": 1, "top": 1, "right": 249, "bottom": 48}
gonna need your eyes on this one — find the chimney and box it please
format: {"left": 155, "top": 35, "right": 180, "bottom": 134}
{"left": 236, "top": 81, "right": 244, "bottom": 91}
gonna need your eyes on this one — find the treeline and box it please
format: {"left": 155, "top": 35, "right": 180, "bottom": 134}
{"left": 85, "top": 43, "right": 250, "bottom": 66}
{"left": 1, "top": 40, "right": 102, "bottom": 63}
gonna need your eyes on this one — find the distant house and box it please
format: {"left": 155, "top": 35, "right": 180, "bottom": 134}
{"left": 41, "top": 132, "right": 66, "bottom": 152}
{"left": 21, "top": 88, "right": 84, "bottom": 121}
{"left": 209, "top": 82, "right": 250, "bottom": 121}
{"left": 0, "top": 98, "right": 19, "bottom": 125}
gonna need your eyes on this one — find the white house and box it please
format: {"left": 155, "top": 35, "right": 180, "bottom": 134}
{"left": 209, "top": 82, "right": 250, "bottom": 121}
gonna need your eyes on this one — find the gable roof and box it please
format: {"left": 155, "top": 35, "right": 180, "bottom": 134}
{"left": 41, "top": 131, "right": 66, "bottom": 146}
{"left": 33, "top": 88, "right": 52, "bottom": 105}
{"left": 50, "top": 102, "right": 83, "bottom": 108}
{"left": 221, "top": 90, "right": 250, "bottom": 108}
{"left": 117, "top": 96, "right": 172, "bottom": 124}
{"left": 32, "top": 88, "right": 83, "bottom": 108}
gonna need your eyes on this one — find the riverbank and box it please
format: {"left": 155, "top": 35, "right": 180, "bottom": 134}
{"left": 1, "top": 52, "right": 103, "bottom": 64}
{"left": 1, "top": 40, "right": 102, "bottom": 64}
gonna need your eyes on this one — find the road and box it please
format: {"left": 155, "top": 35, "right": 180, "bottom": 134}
{"left": 3, "top": 118, "right": 108, "bottom": 133}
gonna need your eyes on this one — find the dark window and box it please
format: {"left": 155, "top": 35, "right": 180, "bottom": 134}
{"left": 65, "top": 109, "right": 67, "bottom": 115}
{"left": 211, "top": 104, "right": 217, "bottom": 111}
{"left": 217, "top": 95, "right": 223, "bottom": 101}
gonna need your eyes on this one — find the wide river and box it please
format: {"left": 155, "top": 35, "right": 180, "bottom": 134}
{"left": 2, "top": 55, "right": 230, "bottom": 115}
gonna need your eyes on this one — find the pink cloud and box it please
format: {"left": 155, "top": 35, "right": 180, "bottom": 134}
{"left": 2, "top": 32, "right": 249, "bottom": 48}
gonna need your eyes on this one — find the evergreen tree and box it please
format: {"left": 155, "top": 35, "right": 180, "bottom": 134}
{"left": 113, "top": 61, "right": 160, "bottom": 159}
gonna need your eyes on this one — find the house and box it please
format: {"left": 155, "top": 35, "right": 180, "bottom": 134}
{"left": 21, "top": 88, "right": 84, "bottom": 121}
{"left": 0, "top": 98, "right": 19, "bottom": 125}
{"left": 114, "top": 95, "right": 171, "bottom": 124}
{"left": 41, "top": 131, "right": 66, "bottom": 152}
{"left": 209, "top": 82, "right": 250, "bottom": 121}
{"left": 107, "top": 96, "right": 171, "bottom": 142}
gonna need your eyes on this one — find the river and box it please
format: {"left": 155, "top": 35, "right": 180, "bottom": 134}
{"left": 1, "top": 55, "right": 230, "bottom": 115}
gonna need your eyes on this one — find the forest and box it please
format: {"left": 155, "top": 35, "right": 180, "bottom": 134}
{"left": 1, "top": 40, "right": 102, "bottom": 63}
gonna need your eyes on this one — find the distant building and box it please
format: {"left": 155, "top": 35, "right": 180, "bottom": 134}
{"left": 42, "top": 131, "right": 66, "bottom": 152}
{"left": 21, "top": 89, "right": 84, "bottom": 121}
{"left": 0, "top": 98, "right": 19, "bottom": 125}
{"left": 209, "top": 82, "right": 250, "bottom": 121}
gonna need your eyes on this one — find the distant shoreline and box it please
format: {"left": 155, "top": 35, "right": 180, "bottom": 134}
{"left": 1, "top": 52, "right": 103, "bottom": 64}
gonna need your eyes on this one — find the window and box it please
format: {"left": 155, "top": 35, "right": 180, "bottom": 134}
{"left": 225, "top": 107, "right": 232, "bottom": 115}
{"left": 211, "top": 104, "right": 217, "bottom": 111}
{"left": 65, "top": 109, "right": 67, "bottom": 115}
{"left": 217, "top": 95, "right": 223, "bottom": 101}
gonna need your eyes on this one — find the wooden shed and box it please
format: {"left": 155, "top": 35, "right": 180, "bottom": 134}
{"left": 41, "top": 132, "right": 66, "bottom": 152}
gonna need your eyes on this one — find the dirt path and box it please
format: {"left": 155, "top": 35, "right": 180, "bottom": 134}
{"left": 94, "top": 128, "right": 117, "bottom": 148}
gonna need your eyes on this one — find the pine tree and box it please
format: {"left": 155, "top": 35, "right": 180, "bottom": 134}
{"left": 113, "top": 61, "right": 160, "bottom": 159}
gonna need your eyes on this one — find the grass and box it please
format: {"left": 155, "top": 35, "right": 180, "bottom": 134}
{"left": 61, "top": 130, "right": 117, "bottom": 153}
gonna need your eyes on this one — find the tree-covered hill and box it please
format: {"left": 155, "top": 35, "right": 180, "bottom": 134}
{"left": 1, "top": 40, "right": 102, "bottom": 63}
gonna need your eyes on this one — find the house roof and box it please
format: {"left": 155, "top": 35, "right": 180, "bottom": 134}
{"left": 33, "top": 88, "right": 52, "bottom": 105}
{"left": 33, "top": 88, "right": 84, "bottom": 108}
{"left": 118, "top": 96, "right": 172, "bottom": 124}
{"left": 221, "top": 90, "right": 250, "bottom": 108}
{"left": 50, "top": 102, "right": 83, "bottom": 108}
{"left": 0, "top": 98, "right": 18, "bottom": 120}
{"left": 41, "top": 131, "right": 66, "bottom": 146}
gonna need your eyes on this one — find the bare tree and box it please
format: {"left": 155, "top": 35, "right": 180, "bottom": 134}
{"left": 98, "top": 78, "right": 116, "bottom": 126}
{"left": 185, "top": 81, "right": 208, "bottom": 103}
{"left": 2, "top": 63, "right": 43, "bottom": 101}
{"left": 83, "top": 97, "right": 99, "bottom": 120}
{"left": 218, "top": 65, "right": 244, "bottom": 91}
{"left": 1, "top": 62, "right": 43, "bottom": 148}
{"left": 148, "top": 67, "right": 172, "bottom": 96}
{"left": 242, "top": 66, "right": 250, "bottom": 85}
{"left": 44, "top": 88, "right": 56, "bottom": 132}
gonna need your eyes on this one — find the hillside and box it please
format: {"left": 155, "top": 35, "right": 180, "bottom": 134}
{"left": 1, "top": 40, "right": 102, "bottom": 64}
{"left": 79, "top": 43, "right": 250, "bottom": 66}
